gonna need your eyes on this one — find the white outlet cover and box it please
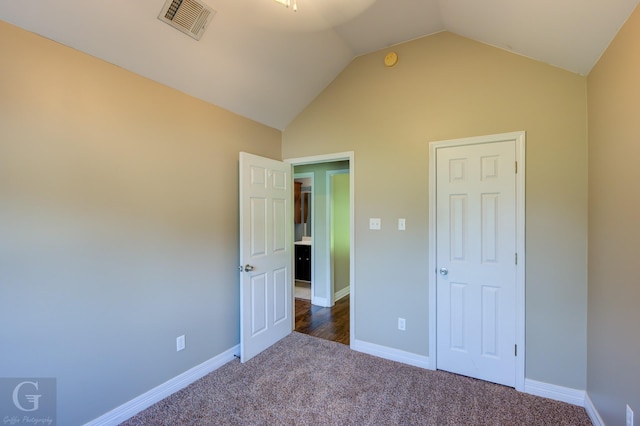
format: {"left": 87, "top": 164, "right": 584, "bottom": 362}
{"left": 176, "top": 335, "right": 186, "bottom": 352}
{"left": 369, "top": 218, "right": 381, "bottom": 230}
{"left": 398, "top": 317, "right": 406, "bottom": 331}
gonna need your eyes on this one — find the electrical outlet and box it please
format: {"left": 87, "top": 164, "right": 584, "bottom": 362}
{"left": 398, "top": 317, "right": 406, "bottom": 331}
{"left": 369, "top": 218, "right": 381, "bottom": 230}
{"left": 398, "top": 218, "right": 406, "bottom": 231}
{"left": 176, "top": 335, "right": 185, "bottom": 352}
{"left": 627, "top": 404, "right": 634, "bottom": 426}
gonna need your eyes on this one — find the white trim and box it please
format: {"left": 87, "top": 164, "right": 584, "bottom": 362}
{"left": 286, "top": 151, "right": 354, "bottom": 166}
{"left": 524, "top": 379, "right": 585, "bottom": 407}
{"left": 584, "top": 392, "right": 605, "bottom": 426}
{"left": 428, "top": 144, "right": 437, "bottom": 371}
{"left": 285, "top": 152, "right": 355, "bottom": 347}
{"left": 514, "top": 133, "right": 526, "bottom": 391}
{"left": 85, "top": 345, "right": 239, "bottom": 426}
{"left": 311, "top": 295, "right": 330, "bottom": 307}
{"left": 352, "top": 339, "right": 431, "bottom": 369}
{"left": 334, "top": 285, "right": 350, "bottom": 301}
{"left": 428, "top": 131, "right": 526, "bottom": 390}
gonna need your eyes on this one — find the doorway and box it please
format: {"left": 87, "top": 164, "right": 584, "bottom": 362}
{"left": 294, "top": 173, "right": 313, "bottom": 301}
{"left": 285, "top": 152, "right": 354, "bottom": 346}
{"left": 428, "top": 132, "right": 525, "bottom": 390}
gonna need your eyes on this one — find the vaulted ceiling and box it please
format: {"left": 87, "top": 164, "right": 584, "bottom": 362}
{"left": 2, "top": 0, "right": 638, "bottom": 130}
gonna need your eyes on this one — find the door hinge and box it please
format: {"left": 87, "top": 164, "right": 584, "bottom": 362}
{"left": 515, "top": 253, "right": 518, "bottom": 265}
{"left": 515, "top": 161, "right": 518, "bottom": 174}
{"left": 515, "top": 344, "right": 518, "bottom": 356}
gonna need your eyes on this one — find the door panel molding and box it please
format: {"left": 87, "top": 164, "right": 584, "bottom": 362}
{"left": 428, "top": 132, "right": 525, "bottom": 391}
{"left": 239, "top": 152, "right": 293, "bottom": 362}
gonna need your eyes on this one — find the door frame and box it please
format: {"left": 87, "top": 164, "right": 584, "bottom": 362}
{"left": 293, "top": 172, "right": 315, "bottom": 301}
{"left": 285, "top": 151, "right": 355, "bottom": 346}
{"left": 428, "top": 132, "right": 526, "bottom": 391}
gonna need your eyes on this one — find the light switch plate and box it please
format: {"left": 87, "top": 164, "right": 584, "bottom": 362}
{"left": 369, "top": 218, "right": 381, "bottom": 230}
{"left": 398, "top": 218, "right": 406, "bottom": 230}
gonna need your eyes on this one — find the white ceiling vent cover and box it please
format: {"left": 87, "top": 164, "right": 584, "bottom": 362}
{"left": 158, "top": 0, "right": 215, "bottom": 41}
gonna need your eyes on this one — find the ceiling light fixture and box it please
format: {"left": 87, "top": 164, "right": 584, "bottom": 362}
{"left": 274, "top": 0, "right": 297, "bottom": 12}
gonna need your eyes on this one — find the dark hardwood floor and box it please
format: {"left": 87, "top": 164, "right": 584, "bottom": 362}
{"left": 295, "top": 296, "right": 350, "bottom": 345}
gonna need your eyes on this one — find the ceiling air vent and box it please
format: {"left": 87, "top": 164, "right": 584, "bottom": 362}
{"left": 158, "top": 0, "right": 215, "bottom": 41}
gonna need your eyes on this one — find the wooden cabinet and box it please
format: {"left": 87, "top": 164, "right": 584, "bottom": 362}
{"left": 295, "top": 244, "right": 311, "bottom": 281}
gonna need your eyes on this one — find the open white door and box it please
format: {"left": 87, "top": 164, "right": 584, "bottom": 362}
{"left": 239, "top": 152, "right": 293, "bottom": 363}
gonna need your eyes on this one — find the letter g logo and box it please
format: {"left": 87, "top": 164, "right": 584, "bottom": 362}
{"left": 12, "top": 381, "right": 42, "bottom": 412}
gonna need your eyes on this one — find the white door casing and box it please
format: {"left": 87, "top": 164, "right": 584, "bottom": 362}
{"left": 428, "top": 132, "right": 525, "bottom": 390}
{"left": 239, "top": 152, "right": 293, "bottom": 363}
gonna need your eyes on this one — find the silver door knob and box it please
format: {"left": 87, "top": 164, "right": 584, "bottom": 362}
{"left": 439, "top": 267, "right": 448, "bottom": 276}
{"left": 244, "top": 264, "right": 255, "bottom": 272}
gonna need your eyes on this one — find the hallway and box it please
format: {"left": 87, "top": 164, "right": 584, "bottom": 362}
{"left": 294, "top": 297, "right": 350, "bottom": 345}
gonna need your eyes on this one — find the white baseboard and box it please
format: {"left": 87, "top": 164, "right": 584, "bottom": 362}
{"left": 584, "top": 392, "right": 605, "bottom": 426}
{"left": 334, "top": 286, "right": 350, "bottom": 301}
{"left": 352, "top": 339, "right": 430, "bottom": 369}
{"left": 351, "top": 341, "right": 587, "bottom": 411}
{"left": 524, "top": 378, "right": 585, "bottom": 407}
{"left": 312, "top": 296, "right": 330, "bottom": 307}
{"left": 85, "top": 344, "right": 239, "bottom": 426}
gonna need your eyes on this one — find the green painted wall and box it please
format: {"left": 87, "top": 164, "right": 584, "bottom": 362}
{"left": 332, "top": 172, "right": 350, "bottom": 295}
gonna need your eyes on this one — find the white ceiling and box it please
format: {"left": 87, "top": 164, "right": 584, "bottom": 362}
{"left": 1, "top": 0, "right": 638, "bottom": 130}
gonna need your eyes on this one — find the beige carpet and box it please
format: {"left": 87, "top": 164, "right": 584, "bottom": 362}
{"left": 122, "top": 332, "right": 592, "bottom": 425}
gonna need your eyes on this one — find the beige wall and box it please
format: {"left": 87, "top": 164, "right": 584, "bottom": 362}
{"left": 0, "top": 13, "right": 604, "bottom": 422}
{"left": 283, "top": 32, "right": 588, "bottom": 389}
{"left": 587, "top": 4, "right": 640, "bottom": 425}
{"left": 0, "top": 21, "right": 280, "bottom": 424}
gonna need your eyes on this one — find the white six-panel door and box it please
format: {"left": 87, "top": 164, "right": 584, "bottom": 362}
{"left": 239, "top": 152, "right": 292, "bottom": 363}
{"left": 435, "top": 140, "right": 518, "bottom": 387}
